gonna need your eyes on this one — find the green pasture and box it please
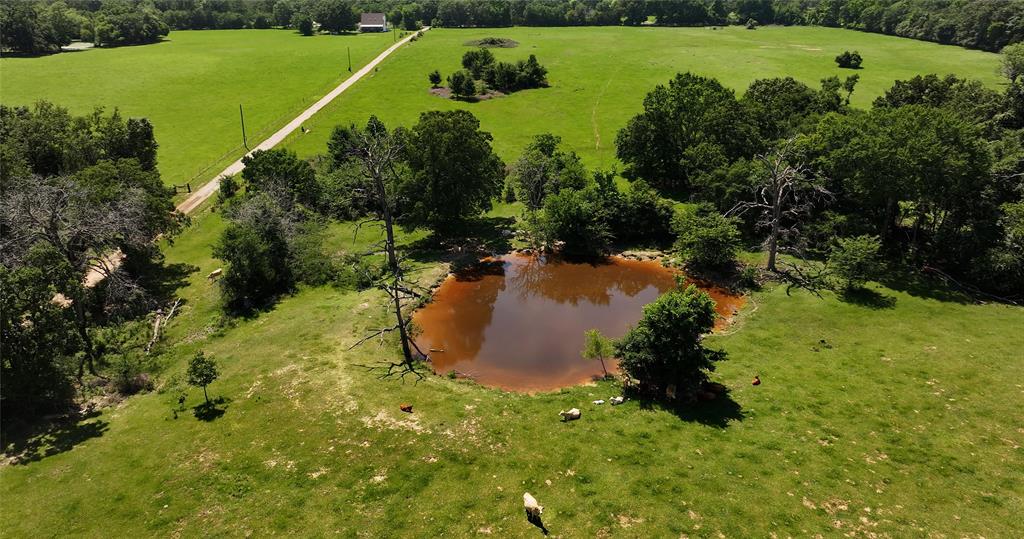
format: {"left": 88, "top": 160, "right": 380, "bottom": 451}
{"left": 1, "top": 205, "right": 1022, "bottom": 537}
{"left": 283, "top": 25, "right": 1003, "bottom": 168}
{"left": 0, "top": 29, "right": 395, "bottom": 186}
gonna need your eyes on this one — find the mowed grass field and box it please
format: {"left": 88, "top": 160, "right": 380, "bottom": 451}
{"left": 1, "top": 202, "right": 1022, "bottom": 537}
{"left": 0, "top": 29, "right": 395, "bottom": 186}
{"left": 284, "top": 25, "right": 1003, "bottom": 168}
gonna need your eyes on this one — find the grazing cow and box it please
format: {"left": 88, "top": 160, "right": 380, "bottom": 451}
{"left": 399, "top": 403, "right": 413, "bottom": 413}
{"left": 752, "top": 375, "right": 761, "bottom": 386}
{"left": 523, "top": 492, "right": 548, "bottom": 534}
{"left": 523, "top": 492, "right": 543, "bottom": 517}
{"left": 207, "top": 268, "right": 223, "bottom": 280}
{"left": 559, "top": 408, "right": 581, "bottom": 421}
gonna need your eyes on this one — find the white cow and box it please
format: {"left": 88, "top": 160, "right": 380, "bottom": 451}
{"left": 559, "top": 408, "right": 581, "bottom": 421}
{"left": 523, "top": 492, "right": 543, "bottom": 518}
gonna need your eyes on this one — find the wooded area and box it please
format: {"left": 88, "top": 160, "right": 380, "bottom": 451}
{"left": 3, "top": 1, "right": 1021, "bottom": 54}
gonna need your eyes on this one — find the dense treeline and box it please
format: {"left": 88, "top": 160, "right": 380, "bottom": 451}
{"left": 4, "top": 1, "right": 1021, "bottom": 54}
{"left": 1, "top": 102, "right": 182, "bottom": 421}
{"left": 0, "top": 1, "right": 168, "bottom": 52}
{"left": 420, "top": 0, "right": 1024, "bottom": 52}
{"left": 609, "top": 62, "right": 1024, "bottom": 295}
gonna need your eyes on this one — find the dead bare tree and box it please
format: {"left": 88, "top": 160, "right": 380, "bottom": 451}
{"left": 727, "top": 138, "right": 831, "bottom": 272}
{"left": 340, "top": 117, "right": 426, "bottom": 378}
{"left": 1, "top": 176, "right": 158, "bottom": 378}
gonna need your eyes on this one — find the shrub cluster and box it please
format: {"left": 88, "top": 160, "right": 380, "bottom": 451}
{"left": 434, "top": 48, "right": 548, "bottom": 99}
{"left": 835, "top": 50, "right": 863, "bottom": 69}
{"left": 674, "top": 206, "right": 742, "bottom": 269}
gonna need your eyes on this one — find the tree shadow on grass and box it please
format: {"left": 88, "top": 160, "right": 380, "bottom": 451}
{"left": 405, "top": 216, "right": 516, "bottom": 270}
{"left": 632, "top": 390, "right": 745, "bottom": 428}
{"left": 134, "top": 261, "right": 198, "bottom": 304}
{"left": 877, "top": 267, "right": 974, "bottom": 304}
{"left": 1, "top": 411, "right": 109, "bottom": 465}
{"left": 839, "top": 286, "right": 897, "bottom": 309}
{"left": 193, "top": 397, "right": 230, "bottom": 422}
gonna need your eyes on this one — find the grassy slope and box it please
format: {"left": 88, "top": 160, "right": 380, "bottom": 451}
{"left": 2, "top": 27, "right": 1022, "bottom": 537}
{"left": 283, "top": 25, "right": 1002, "bottom": 168}
{"left": 0, "top": 29, "right": 394, "bottom": 186}
{"left": 2, "top": 207, "right": 1022, "bottom": 537}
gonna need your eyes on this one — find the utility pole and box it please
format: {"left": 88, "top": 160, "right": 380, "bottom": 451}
{"left": 239, "top": 104, "right": 249, "bottom": 150}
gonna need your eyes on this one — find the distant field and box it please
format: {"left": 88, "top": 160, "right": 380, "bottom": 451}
{"left": 0, "top": 30, "right": 394, "bottom": 186}
{"left": 283, "top": 25, "right": 1003, "bottom": 168}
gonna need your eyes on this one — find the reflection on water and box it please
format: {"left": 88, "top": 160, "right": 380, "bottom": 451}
{"left": 413, "top": 254, "right": 743, "bottom": 392}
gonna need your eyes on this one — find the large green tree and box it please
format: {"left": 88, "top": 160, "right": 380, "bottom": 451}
{"left": 241, "top": 148, "right": 319, "bottom": 209}
{"left": 315, "top": 0, "right": 357, "bottom": 33}
{"left": 1000, "top": 42, "right": 1024, "bottom": 83}
{"left": 742, "top": 77, "right": 818, "bottom": 141}
{"left": 810, "top": 105, "right": 993, "bottom": 263}
{"left": 0, "top": 262, "right": 79, "bottom": 420}
{"left": 873, "top": 74, "right": 1004, "bottom": 132}
{"left": 615, "top": 284, "right": 725, "bottom": 401}
{"left": 1, "top": 104, "right": 178, "bottom": 379}
{"left": 213, "top": 194, "right": 296, "bottom": 312}
{"left": 400, "top": 110, "right": 505, "bottom": 235}
{"left": 508, "top": 133, "right": 587, "bottom": 212}
{"left": 616, "top": 72, "right": 760, "bottom": 192}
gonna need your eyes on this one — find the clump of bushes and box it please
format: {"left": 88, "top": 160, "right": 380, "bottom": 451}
{"left": 217, "top": 174, "right": 239, "bottom": 204}
{"left": 836, "top": 50, "right": 863, "bottom": 69}
{"left": 484, "top": 54, "right": 547, "bottom": 93}
{"left": 213, "top": 149, "right": 347, "bottom": 313}
{"left": 430, "top": 48, "right": 548, "bottom": 99}
{"left": 611, "top": 180, "right": 675, "bottom": 244}
{"left": 447, "top": 69, "right": 478, "bottom": 99}
{"left": 508, "top": 135, "right": 679, "bottom": 254}
{"left": 674, "top": 206, "right": 742, "bottom": 269}
{"left": 828, "top": 235, "right": 883, "bottom": 289}
{"left": 536, "top": 185, "right": 612, "bottom": 256}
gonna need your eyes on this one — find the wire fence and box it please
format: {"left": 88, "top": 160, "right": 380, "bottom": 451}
{"left": 175, "top": 53, "right": 369, "bottom": 193}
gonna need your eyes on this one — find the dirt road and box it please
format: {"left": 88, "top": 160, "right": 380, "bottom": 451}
{"left": 176, "top": 27, "right": 428, "bottom": 214}
{"left": 78, "top": 29, "right": 428, "bottom": 289}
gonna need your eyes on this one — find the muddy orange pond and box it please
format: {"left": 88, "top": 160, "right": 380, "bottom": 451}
{"left": 413, "top": 254, "right": 744, "bottom": 392}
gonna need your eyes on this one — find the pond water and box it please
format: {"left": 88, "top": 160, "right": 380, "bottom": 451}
{"left": 413, "top": 254, "right": 744, "bottom": 392}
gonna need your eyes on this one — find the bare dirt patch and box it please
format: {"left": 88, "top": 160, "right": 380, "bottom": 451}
{"left": 361, "top": 409, "right": 428, "bottom": 434}
{"left": 429, "top": 87, "right": 505, "bottom": 102}
{"left": 463, "top": 37, "right": 519, "bottom": 48}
